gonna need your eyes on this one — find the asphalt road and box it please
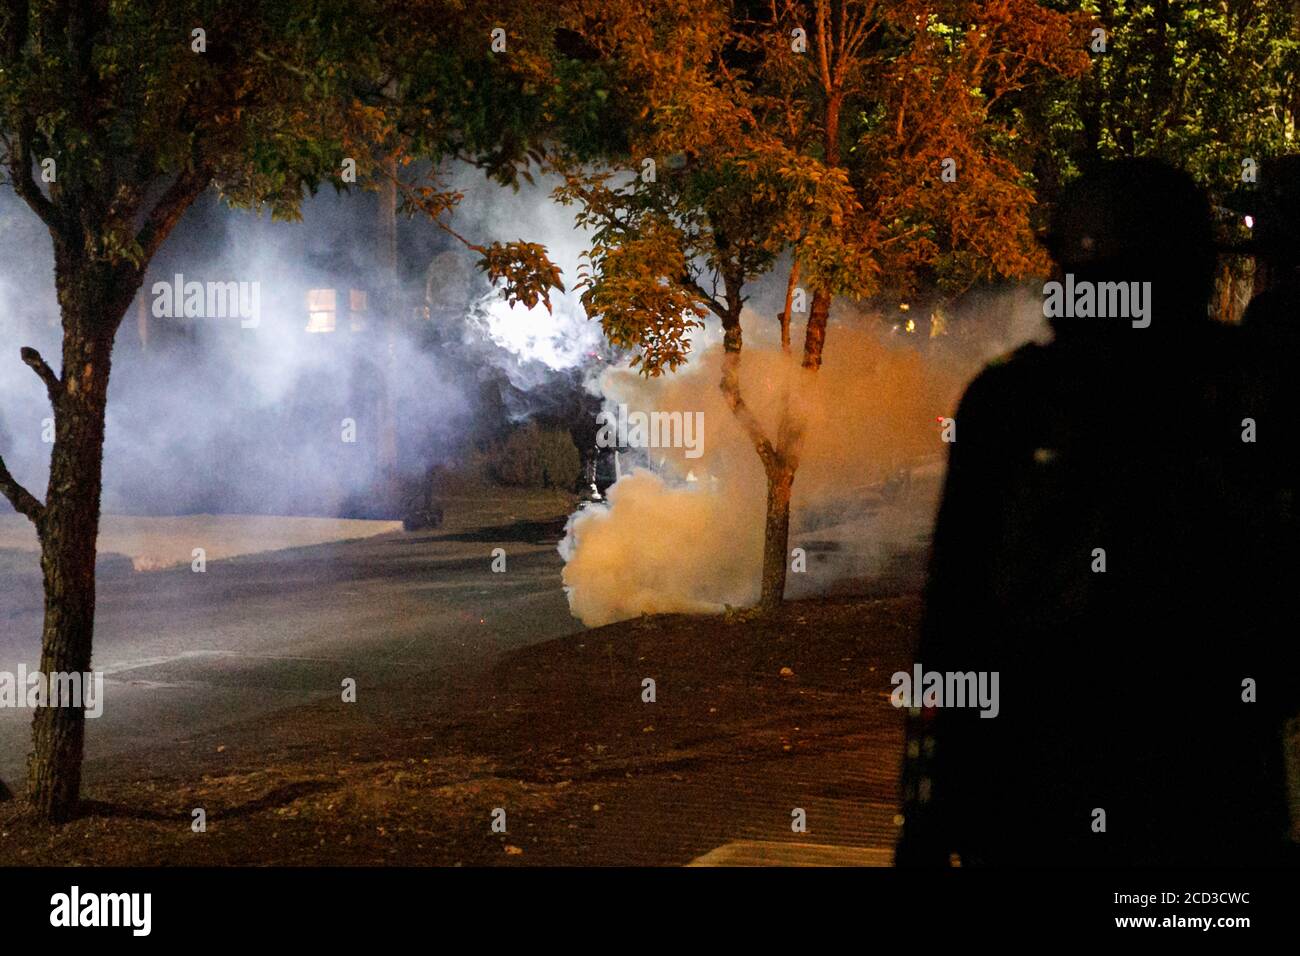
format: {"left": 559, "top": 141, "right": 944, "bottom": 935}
{"left": 0, "top": 504, "right": 581, "bottom": 783}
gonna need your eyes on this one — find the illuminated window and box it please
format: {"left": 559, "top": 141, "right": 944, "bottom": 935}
{"left": 306, "top": 288, "right": 337, "bottom": 333}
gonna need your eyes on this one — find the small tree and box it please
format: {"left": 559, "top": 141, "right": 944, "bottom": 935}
{"left": 553, "top": 0, "right": 1086, "bottom": 608}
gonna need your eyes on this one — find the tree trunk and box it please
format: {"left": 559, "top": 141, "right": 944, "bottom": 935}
{"left": 803, "top": 289, "right": 830, "bottom": 370}
{"left": 26, "top": 295, "right": 117, "bottom": 823}
{"left": 759, "top": 461, "right": 796, "bottom": 610}
{"left": 375, "top": 152, "right": 399, "bottom": 474}
{"left": 779, "top": 259, "right": 800, "bottom": 355}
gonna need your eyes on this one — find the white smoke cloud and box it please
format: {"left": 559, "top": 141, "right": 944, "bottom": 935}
{"left": 1, "top": 162, "right": 621, "bottom": 523}
{"left": 0, "top": 174, "right": 509, "bottom": 519}
{"left": 447, "top": 168, "right": 607, "bottom": 391}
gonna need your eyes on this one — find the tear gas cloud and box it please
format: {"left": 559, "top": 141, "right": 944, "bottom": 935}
{"left": 0, "top": 167, "right": 599, "bottom": 519}
{"left": 453, "top": 172, "right": 606, "bottom": 390}
{"left": 560, "top": 287, "right": 1051, "bottom": 627}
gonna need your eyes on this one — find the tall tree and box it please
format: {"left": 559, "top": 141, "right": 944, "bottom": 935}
{"left": 1031, "top": 0, "right": 1300, "bottom": 195}
{"left": 1032, "top": 1, "right": 1300, "bottom": 318}
{"left": 0, "top": 0, "right": 566, "bottom": 821}
{"left": 0, "top": 0, "right": 372, "bottom": 821}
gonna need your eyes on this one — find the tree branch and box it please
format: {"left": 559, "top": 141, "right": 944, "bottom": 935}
{"left": 0, "top": 1, "right": 54, "bottom": 235}
{"left": 20, "top": 346, "right": 60, "bottom": 405}
{"left": 682, "top": 275, "right": 729, "bottom": 323}
{"left": 1, "top": 119, "right": 60, "bottom": 235}
{"left": 718, "top": 315, "right": 778, "bottom": 469}
{"left": 0, "top": 450, "right": 44, "bottom": 525}
{"left": 389, "top": 171, "right": 490, "bottom": 254}
{"left": 134, "top": 165, "right": 211, "bottom": 265}
{"left": 779, "top": 257, "right": 801, "bottom": 355}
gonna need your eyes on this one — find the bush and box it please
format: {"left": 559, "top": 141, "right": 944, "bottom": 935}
{"left": 486, "top": 422, "right": 582, "bottom": 489}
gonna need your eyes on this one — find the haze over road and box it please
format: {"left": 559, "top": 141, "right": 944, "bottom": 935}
{"left": 0, "top": 499, "right": 581, "bottom": 783}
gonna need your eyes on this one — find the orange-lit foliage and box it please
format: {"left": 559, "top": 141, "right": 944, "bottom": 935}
{"left": 552, "top": 0, "right": 1087, "bottom": 606}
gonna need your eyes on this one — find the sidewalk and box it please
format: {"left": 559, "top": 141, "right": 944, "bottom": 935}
{"left": 0, "top": 596, "right": 919, "bottom": 865}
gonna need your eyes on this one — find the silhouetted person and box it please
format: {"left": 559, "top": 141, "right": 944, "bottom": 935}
{"left": 896, "top": 159, "right": 1298, "bottom": 866}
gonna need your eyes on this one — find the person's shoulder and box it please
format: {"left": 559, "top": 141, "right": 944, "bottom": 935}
{"left": 961, "top": 342, "right": 1052, "bottom": 405}
{"left": 981, "top": 340, "right": 1052, "bottom": 373}
{"left": 944, "top": 342, "right": 1056, "bottom": 444}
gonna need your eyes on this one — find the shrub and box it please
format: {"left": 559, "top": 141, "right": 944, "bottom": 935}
{"left": 486, "top": 422, "right": 582, "bottom": 489}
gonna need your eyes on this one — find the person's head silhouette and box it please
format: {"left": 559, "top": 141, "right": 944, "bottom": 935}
{"left": 1044, "top": 159, "right": 1216, "bottom": 339}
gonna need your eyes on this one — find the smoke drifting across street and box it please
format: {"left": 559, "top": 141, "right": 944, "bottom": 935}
{"left": 1, "top": 166, "right": 1047, "bottom": 617}
{"left": 0, "top": 170, "right": 605, "bottom": 521}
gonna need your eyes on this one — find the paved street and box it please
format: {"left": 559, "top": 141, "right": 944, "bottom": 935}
{"left": 0, "top": 498, "right": 581, "bottom": 783}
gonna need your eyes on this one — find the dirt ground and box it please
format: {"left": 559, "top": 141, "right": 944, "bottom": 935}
{"left": 0, "top": 594, "right": 920, "bottom": 865}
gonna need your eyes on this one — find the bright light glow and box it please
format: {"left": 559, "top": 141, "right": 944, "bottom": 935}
{"left": 474, "top": 290, "right": 603, "bottom": 370}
